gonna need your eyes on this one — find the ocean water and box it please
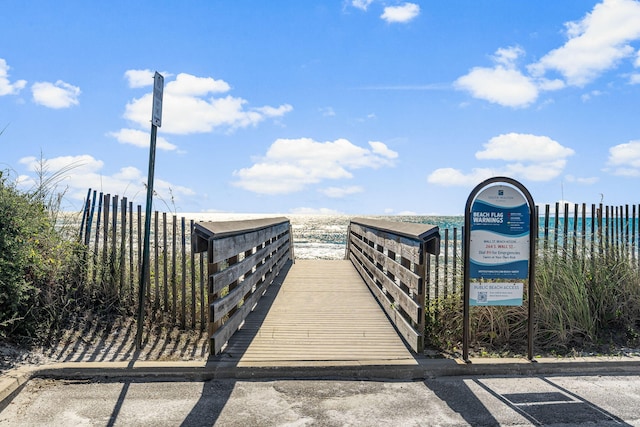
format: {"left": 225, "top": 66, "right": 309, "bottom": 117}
{"left": 186, "top": 213, "right": 464, "bottom": 260}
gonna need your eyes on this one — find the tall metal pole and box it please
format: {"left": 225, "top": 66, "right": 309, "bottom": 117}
{"left": 136, "top": 72, "right": 163, "bottom": 350}
{"left": 136, "top": 124, "right": 157, "bottom": 349}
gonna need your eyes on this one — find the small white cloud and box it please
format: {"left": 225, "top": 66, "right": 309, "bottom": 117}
{"left": 607, "top": 140, "right": 640, "bottom": 176}
{"left": 0, "top": 58, "right": 27, "bottom": 96}
{"left": 319, "top": 186, "right": 363, "bottom": 198}
{"left": 351, "top": 0, "right": 373, "bottom": 11}
{"left": 476, "top": 133, "right": 575, "bottom": 162}
{"left": 255, "top": 104, "right": 294, "bottom": 117}
{"left": 381, "top": 2, "right": 420, "bottom": 23}
{"left": 31, "top": 80, "right": 80, "bottom": 109}
{"left": 455, "top": 47, "right": 540, "bottom": 108}
{"left": 166, "top": 72, "right": 230, "bottom": 96}
{"left": 124, "top": 69, "right": 155, "bottom": 88}
{"left": 504, "top": 160, "right": 568, "bottom": 181}
{"left": 108, "top": 128, "right": 177, "bottom": 151}
{"left": 369, "top": 141, "right": 398, "bottom": 159}
{"left": 492, "top": 46, "right": 525, "bottom": 68}
{"left": 233, "top": 138, "right": 397, "bottom": 194}
{"left": 581, "top": 89, "right": 603, "bottom": 102}
{"left": 427, "top": 167, "right": 496, "bottom": 187}
{"left": 565, "top": 174, "right": 599, "bottom": 185}
{"left": 19, "top": 154, "right": 102, "bottom": 175}
{"left": 320, "top": 106, "right": 336, "bottom": 117}
{"left": 630, "top": 73, "right": 640, "bottom": 84}
{"left": 537, "top": 78, "right": 565, "bottom": 91}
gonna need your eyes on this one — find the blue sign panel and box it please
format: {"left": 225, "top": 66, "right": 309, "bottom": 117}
{"left": 469, "top": 185, "right": 530, "bottom": 280}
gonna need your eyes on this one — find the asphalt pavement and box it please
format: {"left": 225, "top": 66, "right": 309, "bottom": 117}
{"left": 1, "top": 357, "right": 640, "bottom": 426}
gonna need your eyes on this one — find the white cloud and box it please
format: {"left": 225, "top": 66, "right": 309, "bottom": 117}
{"left": 454, "top": 46, "right": 562, "bottom": 108}
{"left": 428, "top": 133, "right": 574, "bottom": 186}
{"left": 457, "top": 1, "right": 640, "bottom": 107}
{"left": 108, "top": 128, "right": 177, "bottom": 151}
{"left": 381, "top": 3, "right": 420, "bottom": 23}
{"left": 31, "top": 80, "right": 80, "bottom": 109}
{"left": 455, "top": 66, "right": 539, "bottom": 108}
{"left": 351, "top": 0, "right": 373, "bottom": 11}
{"left": 320, "top": 106, "right": 336, "bottom": 117}
{"left": 233, "top": 138, "right": 397, "bottom": 194}
{"left": 607, "top": 140, "right": 640, "bottom": 176}
{"left": 319, "top": 186, "right": 363, "bottom": 198}
{"left": 565, "top": 174, "right": 599, "bottom": 184}
{"left": 528, "top": 0, "right": 640, "bottom": 86}
{"left": 581, "top": 89, "right": 604, "bottom": 102}
{"left": 17, "top": 154, "right": 194, "bottom": 207}
{"left": 0, "top": 58, "right": 27, "bottom": 96}
{"left": 504, "top": 160, "right": 568, "bottom": 181}
{"left": 166, "top": 72, "right": 230, "bottom": 95}
{"left": 427, "top": 167, "right": 496, "bottom": 187}
{"left": 476, "top": 133, "right": 575, "bottom": 162}
{"left": 125, "top": 69, "right": 155, "bottom": 88}
{"left": 492, "top": 46, "right": 525, "bottom": 68}
{"left": 122, "top": 71, "right": 292, "bottom": 134}
{"left": 19, "top": 154, "right": 102, "bottom": 177}
{"left": 369, "top": 140, "right": 398, "bottom": 159}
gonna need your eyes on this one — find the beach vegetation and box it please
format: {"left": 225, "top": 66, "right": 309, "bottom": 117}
{"left": 425, "top": 246, "right": 640, "bottom": 356}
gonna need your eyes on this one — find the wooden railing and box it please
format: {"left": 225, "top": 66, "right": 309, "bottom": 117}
{"left": 346, "top": 217, "right": 440, "bottom": 353}
{"left": 192, "top": 217, "right": 293, "bottom": 355}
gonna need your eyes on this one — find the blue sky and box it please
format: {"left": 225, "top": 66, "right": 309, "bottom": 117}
{"left": 2, "top": 0, "right": 640, "bottom": 215}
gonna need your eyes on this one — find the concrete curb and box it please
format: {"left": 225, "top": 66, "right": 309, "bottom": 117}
{"left": 0, "top": 365, "right": 37, "bottom": 412}
{"left": 2, "top": 356, "right": 640, "bottom": 409}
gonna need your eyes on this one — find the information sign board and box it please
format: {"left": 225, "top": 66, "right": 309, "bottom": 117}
{"left": 469, "top": 185, "right": 530, "bottom": 281}
{"left": 462, "top": 177, "right": 536, "bottom": 361}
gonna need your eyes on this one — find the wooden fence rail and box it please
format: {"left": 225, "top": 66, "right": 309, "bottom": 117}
{"left": 78, "top": 190, "right": 207, "bottom": 330}
{"left": 192, "top": 217, "right": 293, "bottom": 355}
{"left": 428, "top": 202, "right": 640, "bottom": 303}
{"left": 346, "top": 217, "right": 440, "bottom": 353}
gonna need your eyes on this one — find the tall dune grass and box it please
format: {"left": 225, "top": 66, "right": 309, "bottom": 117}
{"left": 425, "top": 247, "right": 640, "bottom": 356}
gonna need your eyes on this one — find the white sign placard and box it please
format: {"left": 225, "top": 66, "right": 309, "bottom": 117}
{"left": 469, "top": 281, "right": 524, "bottom": 306}
{"left": 152, "top": 72, "right": 164, "bottom": 127}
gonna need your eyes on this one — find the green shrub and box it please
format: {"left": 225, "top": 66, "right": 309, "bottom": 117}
{"left": 0, "top": 169, "right": 81, "bottom": 341}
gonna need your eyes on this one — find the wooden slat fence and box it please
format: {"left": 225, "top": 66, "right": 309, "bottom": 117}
{"left": 346, "top": 217, "right": 440, "bottom": 353}
{"left": 78, "top": 190, "right": 207, "bottom": 330}
{"left": 428, "top": 202, "right": 640, "bottom": 302}
{"left": 77, "top": 192, "right": 640, "bottom": 350}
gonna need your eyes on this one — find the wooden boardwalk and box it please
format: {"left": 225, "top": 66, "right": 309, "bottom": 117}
{"left": 223, "top": 259, "right": 417, "bottom": 367}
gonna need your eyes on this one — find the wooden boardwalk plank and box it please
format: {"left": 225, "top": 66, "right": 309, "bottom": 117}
{"left": 226, "top": 259, "right": 416, "bottom": 367}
